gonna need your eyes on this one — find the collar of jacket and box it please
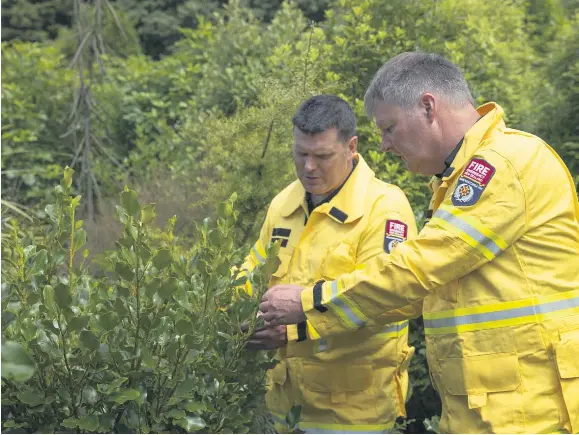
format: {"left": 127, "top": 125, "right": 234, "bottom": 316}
{"left": 428, "top": 102, "right": 506, "bottom": 191}
{"left": 278, "top": 153, "right": 375, "bottom": 224}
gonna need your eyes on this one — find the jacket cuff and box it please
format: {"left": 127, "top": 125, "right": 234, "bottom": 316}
{"left": 286, "top": 321, "right": 309, "bottom": 343}
{"left": 301, "top": 281, "right": 351, "bottom": 338}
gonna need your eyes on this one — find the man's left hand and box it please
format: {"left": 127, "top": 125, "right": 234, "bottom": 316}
{"left": 259, "top": 284, "right": 307, "bottom": 326}
{"left": 242, "top": 323, "right": 288, "bottom": 350}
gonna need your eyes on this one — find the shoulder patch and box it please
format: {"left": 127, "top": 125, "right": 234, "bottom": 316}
{"left": 452, "top": 158, "right": 495, "bottom": 206}
{"left": 384, "top": 219, "right": 408, "bottom": 254}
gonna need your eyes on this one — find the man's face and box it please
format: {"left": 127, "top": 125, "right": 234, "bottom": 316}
{"left": 293, "top": 127, "right": 357, "bottom": 195}
{"left": 374, "top": 100, "right": 438, "bottom": 175}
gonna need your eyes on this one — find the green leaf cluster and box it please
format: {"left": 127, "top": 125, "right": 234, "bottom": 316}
{"left": 1, "top": 169, "right": 279, "bottom": 433}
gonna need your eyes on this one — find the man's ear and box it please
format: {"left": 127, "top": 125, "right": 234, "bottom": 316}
{"left": 421, "top": 93, "right": 437, "bottom": 122}
{"left": 347, "top": 135, "right": 358, "bottom": 156}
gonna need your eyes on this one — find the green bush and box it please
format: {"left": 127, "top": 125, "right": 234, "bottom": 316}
{"left": 1, "top": 168, "right": 282, "bottom": 433}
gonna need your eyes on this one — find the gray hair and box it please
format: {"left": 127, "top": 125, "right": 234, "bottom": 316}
{"left": 364, "top": 52, "right": 474, "bottom": 118}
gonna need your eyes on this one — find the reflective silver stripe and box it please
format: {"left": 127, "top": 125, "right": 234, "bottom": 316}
{"left": 251, "top": 245, "right": 266, "bottom": 264}
{"left": 331, "top": 280, "right": 338, "bottom": 299}
{"left": 433, "top": 209, "right": 503, "bottom": 256}
{"left": 424, "top": 296, "right": 579, "bottom": 330}
{"left": 331, "top": 297, "right": 366, "bottom": 328}
{"left": 382, "top": 321, "right": 408, "bottom": 333}
{"left": 328, "top": 281, "right": 366, "bottom": 328}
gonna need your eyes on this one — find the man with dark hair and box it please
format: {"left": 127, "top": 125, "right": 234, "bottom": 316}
{"left": 239, "top": 94, "right": 419, "bottom": 433}
{"left": 260, "top": 53, "right": 579, "bottom": 433}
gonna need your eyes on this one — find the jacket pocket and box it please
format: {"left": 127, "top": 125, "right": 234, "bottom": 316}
{"left": 320, "top": 243, "right": 355, "bottom": 281}
{"left": 555, "top": 326, "right": 579, "bottom": 433}
{"left": 270, "top": 359, "right": 288, "bottom": 385}
{"left": 394, "top": 345, "right": 415, "bottom": 417}
{"left": 300, "top": 361, "right": 376, "bottom": 416}
{"left": 436, "top": 353, "right": 524, "bottom": 433}
{"left": 266, "top": 360, "right": 293, "bottom": 417}
{"left": 438, "top": 279, "right": 459, "bottom": 303}
{"left": 303, "top": 362, "right": 372, "bottom": 394}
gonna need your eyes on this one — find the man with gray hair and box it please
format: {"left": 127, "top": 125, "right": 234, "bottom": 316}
{"left": 260, "top": 52, "right": 579, "bottom": 433}
{"left": 238, "top": 94, "right": 419, "bottom": 433}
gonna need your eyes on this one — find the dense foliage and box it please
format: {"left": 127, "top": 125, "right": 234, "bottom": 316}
{"left": 2, "top": 0, "right": 577, "bottom": 432}
{"left": 1, "top": 169, "right": 284, "bottom": 433}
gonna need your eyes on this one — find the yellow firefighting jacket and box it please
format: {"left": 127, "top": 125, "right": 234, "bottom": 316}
{"left": 299, "top": 103, "right": 579, "bottom": 434}
{"left": 242, "top": 154, "right": 419, "bottom": 433}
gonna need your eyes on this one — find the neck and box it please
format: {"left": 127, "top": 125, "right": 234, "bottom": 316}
{"left": 436, "top": 105, "right": 480, "bottom": 171}
{"left": 310, "top": 160, "right": 355, "bottom": 206}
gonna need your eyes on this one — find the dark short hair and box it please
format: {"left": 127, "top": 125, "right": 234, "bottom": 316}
{"left": 292, "top": 94, "right": 357, "bottom": 143}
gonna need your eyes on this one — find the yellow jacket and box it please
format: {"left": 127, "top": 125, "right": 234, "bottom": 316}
{"left": 243, "top": 154, "right": 419, "bottom": 433}
{"left": 300, "top": 103, "right": 579, "bottom": 434}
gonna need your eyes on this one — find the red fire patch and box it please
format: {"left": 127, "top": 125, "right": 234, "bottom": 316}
{"left": 384, "top": 220, "right": 408, "bottom": 253}
{"left": 461, "top": 158, "right": 495, "bottom": 186}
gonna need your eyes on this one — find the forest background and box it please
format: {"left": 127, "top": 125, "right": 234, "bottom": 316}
{"left": 1, "top": 0, "right": 578, "bottom": 433}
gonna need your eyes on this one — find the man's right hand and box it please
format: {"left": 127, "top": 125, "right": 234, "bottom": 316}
{"left": 241, "top": 323, "right": 287, "bottom": 351}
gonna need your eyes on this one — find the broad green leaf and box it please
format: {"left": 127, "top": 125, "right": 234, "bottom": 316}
{"left": 159, "top": 278, "right": 178, "bottom": 299}
{"left": 73, "top": 228, "right": 87, "bottom": 252}
{"left": 175, "top": 416, "right": 206, "bottom": 432}
{"left": 71, "top": 195, "right": 82, "bottom": 209}
{"left": 81, "top": 386, "right": 98, "bottom": 404}
{"left": 21, "top": 320, "right": 37, "bottom": 342}
{"left": 153, "top": 249, "right": 172, "bottom": 269}
{"left": 140, "top": 347, "right": 155, "bottom": 368}
{"left": 120, "top": 189, "right": 140, "bottom": 217}
{"left": 98, "top": 312, "right": 118, "bottom": 331}
{"left": 77, "top": 415, "right": 99, "bottom": 431}
{"left": 173, "top": 287, "right": 189, "bottom": 308}
{"left": 45, "top": 204, "right": 57, "bottom": 222}
{"left": 114, "top": 298, "right": 128, "bottom": 316}
{"left": 110, "top": 388, "right": 140, "bottom": 404}
{"left": 115, "top": 261, "right": 134, "bottom": 281}
{"left": 61, "top": 415, "right": 100, "bottom": 431}
{"left": 79, "top": 330, "right": 100, "bottom": 352}
{"left": 68, "top": 315, "right": 90, "bottom": 332}
{"left": 104, "top": 377, "right": 128, "bottom": 393}
{"left": 141, "top": 204, "right": 156, "bottom": 225}
{"left": 175, "top": 318, "right": 192, "bottom": 335}
{"left": 166, "top": 409, "right": 186, "bottom": 419}
{"left": 61, "top": 167, "right": 74, "bottom": 189}
{"left": 117, "top": 285, "right": 130, "bottom": 298}
{"left": 54, "top": 283, "right": 71, "bottom": 310}
{"left": 3, "top": 420, "right": 27, "bottom": 429}
{"left": 61, "top": 418, "right": 81, "bottom": 429}
{"left": 1, "top": 311, "right": 16, "bottom": 329}
{"left": 17, "top": 389, "right": 44, "bottom": 406}
{"left": 183, "top": 401, "right": 207, "bottom": 412}
{"left": 42, "top": 285, "right": 56, "bottom": 314}
{"left": 208, "top": 229, "right": 223, "bottom": 247}
{"left": 27, "top": 249, "right": 48, "bottom": 278}
{"left": 1, "top": 342, "right": 36, "bottom": 382}
{"left": 175, "top": 378, "right": 196, "bottom": 398}
{"left": 217, "top": 201, "right": 233, "bottom": 219}
{"left": 145, "top": 279, "right": 161, "bottom": 297}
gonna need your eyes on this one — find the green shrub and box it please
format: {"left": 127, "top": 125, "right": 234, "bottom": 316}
{"left": 1, "top": 168, "right": 282, "bottom": 433}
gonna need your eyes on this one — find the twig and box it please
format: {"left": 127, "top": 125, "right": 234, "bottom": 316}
{"left": 303, "top": 23, "right": 315, "bottom": 95}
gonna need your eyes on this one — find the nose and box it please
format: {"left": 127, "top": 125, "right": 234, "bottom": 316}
{"left": 380, "top": 136, "right": 390, "bottom": 153}
{"left": 304, "top": 156, "right": 317, "bottom": 172}
{"left": 380, "top": 141, "right": 392, "bottom": 153}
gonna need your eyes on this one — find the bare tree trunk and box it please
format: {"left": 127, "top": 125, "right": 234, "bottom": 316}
{"left": 70, "top": 0, "right": 125, "bottom": 221}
